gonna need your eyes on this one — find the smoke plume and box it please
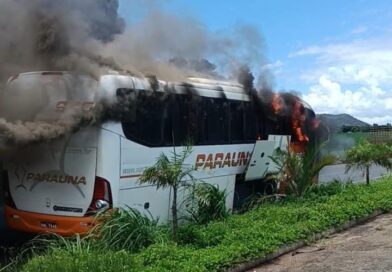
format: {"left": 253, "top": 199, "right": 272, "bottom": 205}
{"left": 0, "top": 0, "right": 294, "bottom": 149}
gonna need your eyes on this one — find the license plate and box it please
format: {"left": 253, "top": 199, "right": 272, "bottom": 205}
{"left": 40, "top": 221, "right": 57, "bottom": 229}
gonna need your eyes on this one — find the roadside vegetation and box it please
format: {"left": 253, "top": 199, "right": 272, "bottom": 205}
{"left": 8, "top": 175, "right": 391, "bottom": 272}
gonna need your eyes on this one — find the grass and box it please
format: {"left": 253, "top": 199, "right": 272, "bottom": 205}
{"left": 14, "top": 175, "right": 392, "bottom": 272}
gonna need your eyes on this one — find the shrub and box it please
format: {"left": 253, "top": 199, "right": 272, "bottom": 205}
{"left": 185, "top": 182, "right": 229, "bottom": 224}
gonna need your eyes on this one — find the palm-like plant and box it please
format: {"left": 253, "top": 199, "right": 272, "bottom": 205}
{"left": 270, "top": 146, "right": 336, "bottom": 197}
{"left": 345, "top": 141, "right": 392, "bottom": 185}
{"left": 139, "top": 145, "right": 193, "bottom": 241}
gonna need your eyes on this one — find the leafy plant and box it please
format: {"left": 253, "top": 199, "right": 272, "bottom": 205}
{"left": 185, "top": 182, "right": 229, "bottom": 224}
{"left": 345, "top": 141, "right": 392, "bottom": 185}
{"left": 270, "top": 146, "right": 336, "bottom": 197}
{"left": 92, "top": 207, "right": 165, "bottom": 253}
{"left": 139, "top": 145, "right": 194, "bottom": 241}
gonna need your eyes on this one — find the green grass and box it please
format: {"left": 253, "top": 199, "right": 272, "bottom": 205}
{"left": 18, "top": 175, "right": 392, "bottom": 272}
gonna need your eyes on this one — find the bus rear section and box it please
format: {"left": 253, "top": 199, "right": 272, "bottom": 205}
{"left": 2, "top": 128, "right": 112, "bottom": 236}
{"left": 1, "top": 71, "right": 111, "bottom": 235}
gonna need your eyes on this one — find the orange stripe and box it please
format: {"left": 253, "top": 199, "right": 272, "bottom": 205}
{"left": 120, "top": 174, "right": 141, "bottom": 179}
{"left": 5, "top": 205, "right": 97, "bottom": 236}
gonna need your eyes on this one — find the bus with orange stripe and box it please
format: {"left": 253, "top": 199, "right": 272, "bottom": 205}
{"left": 2, "top": 71, "right": 319, "bottom": 235}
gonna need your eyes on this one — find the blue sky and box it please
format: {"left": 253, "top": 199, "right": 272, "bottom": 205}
{"left": 119, "top": 0, "right": 392, "bottom": 124}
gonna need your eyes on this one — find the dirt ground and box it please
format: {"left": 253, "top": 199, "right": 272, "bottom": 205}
{"left": 251, "top": 213, "right": 392, "bottom": 272}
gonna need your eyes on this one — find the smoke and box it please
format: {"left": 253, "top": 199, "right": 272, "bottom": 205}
{"left": 0, "top": 0, "right": 124, "bottom": 149}
{"left": 0, "top": 0, "right": 301, "bottom": 149}
{"left": 0, "top": 0, "right": 124, "bottom": 80}
{"left": 237, "top": 65, "right": 255, "bottom": 92}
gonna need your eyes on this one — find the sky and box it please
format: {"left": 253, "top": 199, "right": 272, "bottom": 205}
{"left": 119, "top": 0, "right": 392, "bottom": 124}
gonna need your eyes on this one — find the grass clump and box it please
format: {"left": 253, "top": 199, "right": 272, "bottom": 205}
{"left": 93, "top": 207, "right": 167, "bottom": 253}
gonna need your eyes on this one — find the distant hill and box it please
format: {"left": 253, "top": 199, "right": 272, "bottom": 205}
{"left": 317, "top": 114, "right": 369, "bottom": 133}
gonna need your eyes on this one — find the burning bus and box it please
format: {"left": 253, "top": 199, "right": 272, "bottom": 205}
{"left": 2, "top": 71, "right": 320, "bottom": 235}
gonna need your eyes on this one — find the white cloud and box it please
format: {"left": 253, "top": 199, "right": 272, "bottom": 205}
{"left": 292, "top": 38, "right": 392, "bottom": 124}
{"left": 303, "top": 75, "right": 390, "bottom": 124}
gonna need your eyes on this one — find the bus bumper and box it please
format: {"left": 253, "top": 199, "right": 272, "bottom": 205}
{"left": 4, "top": 205, "right": 96, "bottom": 236}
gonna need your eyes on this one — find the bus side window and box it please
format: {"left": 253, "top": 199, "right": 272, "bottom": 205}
{"left": 244, "top": 102, "right": 258, "bottom": 141}
{"left": 170, "top": 94, "right": 189, "bottom": 145}
{"left": 202, "top": 97, "right": 229, "bottom": 144}
{"left": 121, "top": 89, "right": 166, "bottom": 147}
{"left": 229, "top": 100, "right": 245, "bottom": 143}
{"left": 163, "top": 93, "right": 201, "bottom": 146}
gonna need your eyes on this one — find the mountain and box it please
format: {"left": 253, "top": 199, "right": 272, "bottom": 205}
{"left": 317, "top": 114, "right": 370, "bottom": 133}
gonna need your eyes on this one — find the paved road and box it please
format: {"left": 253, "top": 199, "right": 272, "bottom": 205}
{"left": 252, "top": 213, "right": 392, "bottom": 272}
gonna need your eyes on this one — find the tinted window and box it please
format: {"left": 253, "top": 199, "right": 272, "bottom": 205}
{"left": 201, "top": 97, "right": 229, "bottom": 144}
{"left": 229, "top": 101, "right": 245, "bottom": 142}
{"left": 121, "top": 89, "right": 167, "bottom": 146}
{"left": 120, "top": 88, "right": 261, "bottom": 146}
{"left": 244, "top": 103, "right": 258, "bottom": 141}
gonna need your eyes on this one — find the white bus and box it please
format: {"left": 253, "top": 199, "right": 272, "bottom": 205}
{"left": 2, "top": 71, "right": 317, "bottom": 235}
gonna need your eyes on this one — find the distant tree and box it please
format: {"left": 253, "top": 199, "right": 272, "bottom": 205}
{"left": 345, "top": 141, "right": 392, "bottom": 185}
{"left": 139, "top": 145, "right": 193, "bottom": 241}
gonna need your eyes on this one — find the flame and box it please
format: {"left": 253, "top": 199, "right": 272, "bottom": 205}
{"left": 270, "top": 93, "right": 311, "bottom": 144}
{"left": 292, "top": 100, "right": 309, "bottom": 142}
{"left": 272, "top": 93, "right": 283, "bottom": 114}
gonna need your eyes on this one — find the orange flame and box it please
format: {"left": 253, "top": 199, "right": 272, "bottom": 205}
{"left": 292, "top": 100, "right": 309, "bottom": 142}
